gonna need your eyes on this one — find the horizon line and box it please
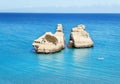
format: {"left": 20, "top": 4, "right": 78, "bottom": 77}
{"left": 0, "top": 12, "right": 120, "bottom": 14}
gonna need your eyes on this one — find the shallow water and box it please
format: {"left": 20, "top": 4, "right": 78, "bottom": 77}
{"left": 0, "top": 13, "right": 120, "bottom": 84}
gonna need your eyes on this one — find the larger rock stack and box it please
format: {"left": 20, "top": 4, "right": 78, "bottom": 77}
{"left": 68, "top": 24, "right": 94, "bottom": 48}
{"left": 32, "top": 24, "right": 65, "bottom": 53}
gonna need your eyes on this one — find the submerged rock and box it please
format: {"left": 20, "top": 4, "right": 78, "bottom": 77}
{"left": 32, "top": 24, "right": 65, "bottom": 53}
{"left": 68, "top": 24, "right": 94, "bottom": 48}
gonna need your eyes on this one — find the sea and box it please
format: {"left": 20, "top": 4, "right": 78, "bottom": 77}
{"left": 0, "top": 13, "right": 120, "bottom": 84}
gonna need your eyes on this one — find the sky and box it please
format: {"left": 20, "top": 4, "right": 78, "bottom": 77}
{"left": 0, "top": 0, "right": 120, "bottom": 13}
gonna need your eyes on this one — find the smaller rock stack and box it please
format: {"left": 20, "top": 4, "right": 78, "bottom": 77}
{"left": 68, "top": 24, "right": 94, "bottom": 48}
{"left": 32, "top": 24, "right": 65, "bottom": 53}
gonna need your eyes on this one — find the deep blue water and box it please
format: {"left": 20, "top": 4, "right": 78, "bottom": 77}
{"left": 0, "top": 13, "right": 120, "bottom": 84}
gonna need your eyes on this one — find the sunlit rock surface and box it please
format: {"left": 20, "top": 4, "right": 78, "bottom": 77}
{"left": 32, "top": 24, "right": 65, "bottom": 53}
{"left": 68, "top": 24, "right": 94, "bottom": 48}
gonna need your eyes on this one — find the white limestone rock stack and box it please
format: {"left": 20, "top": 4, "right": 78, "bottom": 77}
{"left": 32, "top": 24, "right": 65, "bottom": 53}
{"left": 68, "top": 24, "right": 94, "bottom": 48}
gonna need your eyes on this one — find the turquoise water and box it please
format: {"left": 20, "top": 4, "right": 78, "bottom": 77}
{"left": 0, "top": 13, "right": 120, "bottom": 84}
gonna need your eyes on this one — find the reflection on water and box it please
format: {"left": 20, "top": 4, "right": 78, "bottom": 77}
{"left": 37, "top": 52, "right": 64, "bottom": 63}
{"left": 68, "top": 48, "right": 92, "bottom": 78}
{"left": 36, "top": 48, "right": 91, "bottom": 64}
{"left": 36, "top": 51, "right": 66, "bottom": 76}
{"left": 35, "top": 48, "right": 92, "bottom": 77}
{"left": 72, "top": 48, "right": 91, "bottom": 63}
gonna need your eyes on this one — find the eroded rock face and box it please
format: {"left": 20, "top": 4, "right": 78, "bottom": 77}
{"left": 32, "top": 24, "right": 65, "bottom": 53}
{"left": 68, "top": 24, "right": 94, "bottom": 48}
